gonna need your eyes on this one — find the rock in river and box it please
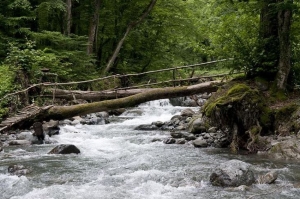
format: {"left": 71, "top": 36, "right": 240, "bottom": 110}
{"left": 48, "top": 144, "right": 80, "bottom": 154}
{"left": 210, "top": 159, "right": 255, "bottom": 187}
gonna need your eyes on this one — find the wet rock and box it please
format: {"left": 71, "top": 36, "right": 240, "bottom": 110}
{"left": 268, "top": 138, "right": 300, "bottom": 159}
{"left": 0, "top": 142, "right": 2, "bottom": 152}
{"left": 257, "top": 171, "right": 278, "bottom": 184}
{"left": 176, "top": 138, "right": 186, "bottom": 144}
{"left": 151, "top": 138, "right": 162, "bottom": 142}
{"left": 201, "top": 92, "right": 211, "bottom": 99}
{"left": 181, "top": 132, "right": 196, "bottom": 141}
{"left": 181, "top": 108, "right": 195, "bottom": 117}
{"left": 193, "top": 138, "right": 208, "bottom": 148}
{"left": 95, "top": 111, "right": 109, "bottom": 118}
{"left": 170, "top": 132, "right": 183, "bottom": 138}
{"left": 108, "top": 108, "right": 126, "bottom": 116}
{"left": 48, "top": 144, "right": 80, "bottom": 154}
{"left": 188, "top": 117, "right": 207, "bottom": 134}
{"left": 8, "top": 164, "right": 31, "bottom": 176}
{"left": 59, "top": 119, "right": 72, "bottom": 125}
{"left": 43, "top": 120, "right": 60, "bottom": 137}
{"left": 170, "top": 115, "right": 183, "bottom": 121}
{"left": 134, "top": 124, "right": 159, "bottom": 131}
{"left": 152, "top": 121, "right": 164, "bottom": 127}
{"left": 9, "top": 140, "right": 31, "bottom": 146}
{"left": 163, "top": 138, "right": 176, "bottom": 144}
{"left": 210, "top": 159, "right": 255, "bottom": 187}
{"left": 16, "top": 131, "right": 34, "bottom": 140}
{"left": 169, "top": 96, "right": 199, "bottom": 107}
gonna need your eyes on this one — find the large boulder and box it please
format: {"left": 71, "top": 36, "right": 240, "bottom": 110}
{"left": 267, "top": 137, "right": 300, "bottom": 159}
{"left": 210, "top": 159, "right": 255, "bottom": 187}
{"left": 48, "top": 144, "right": 80, "bottom": 154}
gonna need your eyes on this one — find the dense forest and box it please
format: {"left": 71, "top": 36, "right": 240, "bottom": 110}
{"left": 0, "top": 0, "right": 299, "bottom": 119}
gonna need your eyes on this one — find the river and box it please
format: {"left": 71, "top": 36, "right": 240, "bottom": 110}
{"left": 1, "top": 99, "right": 300, "bottom": 199}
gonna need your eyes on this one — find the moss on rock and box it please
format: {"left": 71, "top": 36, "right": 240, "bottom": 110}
{"left": 202, "top": 82, "right": 270, "bottom": 151}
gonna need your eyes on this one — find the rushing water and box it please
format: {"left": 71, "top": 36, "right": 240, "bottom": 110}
{"left": 1, "top": 99, "right": 300, "bottom": 199}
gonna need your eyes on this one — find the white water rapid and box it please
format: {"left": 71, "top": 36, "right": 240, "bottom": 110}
{"left": 1, "top": 99, "right": 300, "bottom": 199}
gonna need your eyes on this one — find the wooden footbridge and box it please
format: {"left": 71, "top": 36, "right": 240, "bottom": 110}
{"left": 0, "top": 59, "right": 239, "bottom": 133}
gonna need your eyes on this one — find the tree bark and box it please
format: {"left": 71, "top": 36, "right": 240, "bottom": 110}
{"left": 87, "top": 0, "right": 101, "bottom": 55}
{"left": 276, "top": 0, "right": 293, "bottom": 90}
{"left": 103, "top": 0, "right": 157, "bottom": 75}
{"left": 43, "top": 81, "right": 220, "bottom": 120}
{"left": 255, "top": 0, "right": 279, "bottom": 77}
{"left": 65, "top": 0, "right": 72, "bottom": 36}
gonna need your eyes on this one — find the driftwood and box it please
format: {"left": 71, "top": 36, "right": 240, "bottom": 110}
{"left": 43, "top": 81, "right": 221, "bottom": 120}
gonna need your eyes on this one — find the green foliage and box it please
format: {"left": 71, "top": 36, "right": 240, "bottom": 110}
{"left": 0, "top": 64, "right": 16, "bottom": 120}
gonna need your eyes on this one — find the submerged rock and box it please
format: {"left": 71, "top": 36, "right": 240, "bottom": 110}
{"left": 48, "top": 144, "right": 80, "bottom": 154}
{"left": 163, "top": 138, "right": 176, "bottom": 144}
{"left": 9, "top": 140, "right": 31, "bottom": 146}
{"left": 8, "top": 164, "right": 31, "bottom": 176}
{"left": 210, "top": 159, "right": 255, "bottom": 187}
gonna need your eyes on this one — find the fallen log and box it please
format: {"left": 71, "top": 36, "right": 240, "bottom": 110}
{"left": 43, "top": 81, "right": 221, "bottom": 120}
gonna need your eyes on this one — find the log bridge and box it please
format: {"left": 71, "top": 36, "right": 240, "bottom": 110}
{"left": 0, "top": 59, "right": 238, "bottom": 132}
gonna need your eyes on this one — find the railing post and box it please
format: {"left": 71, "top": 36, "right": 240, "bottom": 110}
{"left": 173, "top": 68, "right": 176, "bottom": 87}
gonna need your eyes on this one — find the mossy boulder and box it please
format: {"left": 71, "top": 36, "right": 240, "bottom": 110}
{"left": 202, "top": 82, "right": 268, "bottom": 151}
{"left": 203, "top": 83, "right": 265, "bottom": 132}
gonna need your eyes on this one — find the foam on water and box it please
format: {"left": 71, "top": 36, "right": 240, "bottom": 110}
{"left": 2, "top": 99, "right": 300, "bottom": 199}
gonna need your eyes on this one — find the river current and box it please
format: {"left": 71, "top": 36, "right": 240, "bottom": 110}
{"left": 1, "top": 99, "right": 300, "bottom": 199}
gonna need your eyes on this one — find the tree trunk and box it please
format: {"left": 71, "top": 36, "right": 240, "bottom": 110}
{"left": 43, "top": 81, "right": 220, "bottom": 120}
{"left": 65, "top": 0, "right": 72, "bottom": 36}
{"left": 87, "top": 0, "right": 101, "bottom": 55}
{"left": 276, "top": 0, "right": 293, "bottom": 90}
{"left": 103, "top": 0, "right": 157, "bottom": 75}
{"left": 255, "top": 0, "right": 279, "bottom": 77}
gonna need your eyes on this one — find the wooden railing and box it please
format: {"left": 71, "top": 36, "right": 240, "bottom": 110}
{"left": 1, "top": 58, "right": 239, "bottom": 104}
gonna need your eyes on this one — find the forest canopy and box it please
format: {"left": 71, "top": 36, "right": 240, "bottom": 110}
{"left": 0, "top": 0, "right": 299, "bottom": 100}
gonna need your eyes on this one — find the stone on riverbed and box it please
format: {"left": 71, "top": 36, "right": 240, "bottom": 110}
{"left": 48, "top": 144, "right": 80, "bottom": 154}
{"left": 210, "top": 159, "right": 255, "bottom": 187}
